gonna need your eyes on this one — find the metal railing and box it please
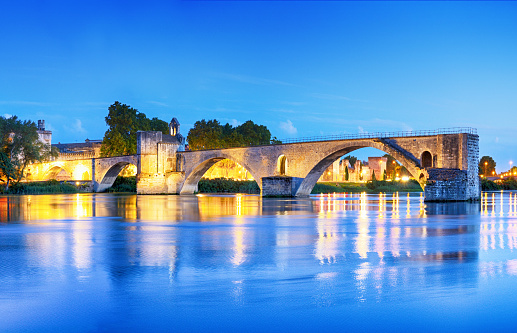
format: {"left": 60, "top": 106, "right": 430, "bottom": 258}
{"left": 184, "top": 127, "right": 477, "bottom": 151}
{"left": 278, "top": 127, "right": 477, "bottom": 144}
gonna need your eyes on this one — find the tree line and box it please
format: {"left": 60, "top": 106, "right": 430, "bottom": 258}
{"left": 0, "top": 116, "right": 58, "bottom": 190}
{"left": 1, "top": 101, "right": 505, "bottom": 191}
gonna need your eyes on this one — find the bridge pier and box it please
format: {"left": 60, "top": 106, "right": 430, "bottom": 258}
{"left": 262, "top": 176, "right": 304, "bottom": 197}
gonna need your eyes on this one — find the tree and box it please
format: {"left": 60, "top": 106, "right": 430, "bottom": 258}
{"left": 270, "top": 137, "right": 282, "bottom": 144}
{"left": 186, "top": 119, "right": 224, "bottom": 150}
{"left": 187, "top": 119, "right": 274, "bottom": 151}
{"left": 383, "top": 169, "right": 387, "bottom": 181}
{"left": 344, "top": 165, "right": 349, "bottom": 181}
{"left": 235, "top": 120, "right": 271, "bottom": 146}
{"left": 100, "top": 101, "right": 168, "bottom": 157}
{"left": 345, "top": 155, "right": 357, "bottom": 168}
{"left": 383, "top": 154, "right": 399, "bottom": 176}
{"left": 0, "top": 116, "right": 57, "bottom": 190}
{"left": 479, "top": 156, "right": 496, "bottom": 176}
{"left": 372, "top": 170, "right": 376, "bottom": 181}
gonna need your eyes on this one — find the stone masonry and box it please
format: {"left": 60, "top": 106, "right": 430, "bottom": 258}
{"left": 27, "top": 129, "right": 480, "bottom": 202}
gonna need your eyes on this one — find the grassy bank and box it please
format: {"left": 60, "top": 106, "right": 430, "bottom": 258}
{"left": 106, "top": 176, "right": 136, "bottom": 193}
{"left": 196, "top": 178, "right": 422, "bottom": 194}
{"left": 0, "top": 180, "right": 84, "bottom": 194}
{"left": 482, "top": 178, "right": 517, "bottom": 191}
{"left": 312, "top": 180, "right": 423, "bottom": 194}
{"left": 198, "top": 178, "right": 260, "bottom": 194}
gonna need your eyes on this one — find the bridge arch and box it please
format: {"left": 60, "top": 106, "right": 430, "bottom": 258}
{"left": 97, "top": 161, "right": 136, "bottom": 192}
{"left": 421, "top": 151, "right": 433, "bottom": 168}
{"left": 43, "top": 164, "right": 73, "bottom": 181}
{"left": 180, "top": 153, "right": 262, "bottom": 194}
{"left": 294, "top": 139, "right": 426, "bottom": 196}
{"left": 94, "top": 156, "right": 138, "bottom": 192}
{"left": 277, "top": 155, "right": 287, "bottom": 176}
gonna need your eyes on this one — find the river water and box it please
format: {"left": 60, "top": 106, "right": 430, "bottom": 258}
{"left": 1, "top": 192, "right": 517, "bottom": 332}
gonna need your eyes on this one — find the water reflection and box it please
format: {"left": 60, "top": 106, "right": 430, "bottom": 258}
{"left": 2, "top": 191, "right": 517, "bottom": 330}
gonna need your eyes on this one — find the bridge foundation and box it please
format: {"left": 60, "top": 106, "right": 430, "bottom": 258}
{"left": 262, "top": 176, "right": 304, "bottom": 197}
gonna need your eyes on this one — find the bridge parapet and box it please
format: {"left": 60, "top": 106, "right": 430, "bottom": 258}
{"left": 26, "top": 127, "right": 480, "bottom": 201}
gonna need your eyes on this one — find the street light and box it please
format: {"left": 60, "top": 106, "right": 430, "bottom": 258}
{"left": 484, "top": 161, "right": 488, "bottom": 176}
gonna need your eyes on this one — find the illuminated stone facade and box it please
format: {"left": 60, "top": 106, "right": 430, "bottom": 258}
{"left": 27, "top": 130, "right": 480, "bottom": 201}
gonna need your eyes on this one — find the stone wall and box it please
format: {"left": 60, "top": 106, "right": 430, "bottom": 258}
{"left": 465, "top": 134, "right": 480, "bottom": 200}
{"left": 425, "top": 169, "right": 470, "bottom": 201}
{"left": 27, "top": 130, "right": 479, "bottom": 201}
{"left": 262, "top": 176, "right": 303, "bottom": 197}
{"left": 136, "top": 131, "right": 181, "bottom": 194}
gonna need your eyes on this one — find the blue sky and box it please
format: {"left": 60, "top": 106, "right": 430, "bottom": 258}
{"left": 1, "top": 1, "right": 516, "bottom": 171}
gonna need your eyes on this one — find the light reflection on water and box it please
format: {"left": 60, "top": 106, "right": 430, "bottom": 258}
{"left": 1, "top": 192, "right": 517, "bottom": 331}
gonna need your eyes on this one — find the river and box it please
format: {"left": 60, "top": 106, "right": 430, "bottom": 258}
{"left": 1, "top": 192, "right": 516, "bottom": 332}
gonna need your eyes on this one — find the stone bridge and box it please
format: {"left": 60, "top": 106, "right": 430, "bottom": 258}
{"left": 27, "top": 155, "right": 138, "bottom": 193}
{"left": 27, "top": 128, "right": 480, "bottom": 201}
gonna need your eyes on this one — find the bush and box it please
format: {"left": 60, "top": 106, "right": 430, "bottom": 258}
{"left": 107, "top": 176, "right": 136, "bottom": 192}
{"left": 365, "top": 179, "right": 422, "bottom": 193}
{"left": 481, "top": 178, "right": 500, "bottom": 191}
{"left": 481, "top": 177, "right": 517, "bottom": 191}
{"left": 4, "top": 180, "right": 78, "bottom": 194}
{"left": 198, "top": 178, "right": 260, "bottom": 194}
{"left": 311, "top": 183, "right": 347, "bottom": 194}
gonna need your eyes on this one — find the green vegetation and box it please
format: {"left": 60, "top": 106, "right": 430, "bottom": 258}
{"left": 100, "top": 101, "right": 169, "bottom": 157}
{"left": 106, "top": 176, "right": 137, "bottom": 193}
{"left": 1, "top": 180, "right": 80, "bottom": 194}
{"left": 195, "top": 179, "right": 423, "bottom": 195}
{"left": 1, "top": 115, "right": 58, "bottom": 191}
{"left": 198, "top": 178, "right": 260, "bottom": 194}
{"left": 479, "top": 156, "right": 496, "bottom": 176}
{"left": 187, "top": 119, "right": 280, "bottom": 150}
{"left": 312, "top": 180, "right": 423, "bottom": 194}
{"left": 481, "top": 178, "right": 517, "bottom": 191}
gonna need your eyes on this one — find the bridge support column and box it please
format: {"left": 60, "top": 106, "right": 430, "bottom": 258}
{"left": 136, "top": 131, "right": 181, "bottom": 194}
{"left": 262, "top": 176, "right": 304, "bottom": 197}
{"left": 424, "top": 169, "right": 479, "bottom": 201}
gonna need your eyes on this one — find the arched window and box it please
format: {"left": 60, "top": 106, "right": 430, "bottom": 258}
{"left": 277, "top": 155, "right": 287, "bottom": 175}
{"left": 421, "top": 151, "right": 433, "bottom": 168}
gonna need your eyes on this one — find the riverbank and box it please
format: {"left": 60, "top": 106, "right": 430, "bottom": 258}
{"left": 0, "top": 180, "right": 87, "bottom": 194}
{"left": 4, "top": 177, "right": 511, "bottom": 195}
{"left": 312, "top": 180, "right": 423, "bottom": 194}
{"left": 198, "top": 178, "right": 423, "bottom": 194}
{"left": 481, "top": 178, "right": 517, "bottom": 191}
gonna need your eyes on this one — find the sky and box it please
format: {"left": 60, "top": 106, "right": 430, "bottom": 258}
{"left": 1, "top": 1, "right": 516, "bottom": 172}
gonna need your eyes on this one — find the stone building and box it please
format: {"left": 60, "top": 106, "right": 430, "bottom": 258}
{"left": 318, "top": 156, "right": 388, "bottom": 182}
{"left": 53, "top": 139, "right": 103, "bottom": 159}
{"left": 36, "top": 120, "right": 52, "bottom": 147}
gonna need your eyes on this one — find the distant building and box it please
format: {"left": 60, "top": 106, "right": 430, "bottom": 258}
{"left": 36, "top": 120, "right": 52, "bottom": 152}
{"left": 318, "top": 156, "right": 388, "bottom": 182}
{"left": 53, "top": 139, "right": 103, "bottom": 159}
{"left": 169, "top": 117, "right": 186, "bottom": 151}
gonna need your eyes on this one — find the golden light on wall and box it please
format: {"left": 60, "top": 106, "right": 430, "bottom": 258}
{"left": 72, "top": 164, "right": 91, "bottom": 180}
{"left": 203, "top": 159, "right": 254, "bottom": 181}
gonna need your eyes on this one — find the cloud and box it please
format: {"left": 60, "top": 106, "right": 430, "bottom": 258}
{"left": 495, "top": 137, "right": 499, "bottom": 143}
{"left": 358, "top": 126, "right": 366, "bottom": 133}
{"left": 282, "top": 101, "right": 306, "bottom": 106}
{"left": 65, "top": 119, "right": 87, "bottom": 134}
{"left": 230, "top": 119, "right": 241, "bottom": 127}
{"left": 0, "top": 100, "right": 51, "bottom": 107}
{"left": 217, "top": 73, "right": 294, "bottom": 86}
{"left": 270, "top": 108, "right": 296, "bottom": 114}
{"left": 311, "top": 93, "right": 351, "bottom": 101}
{"left": 279, "top": 120, "right": 298, "bottom": 136}
{"left": 148, "top": 101, "right": 169, "bottom": 107}
{"left": 3, "top": 113, "right": 12, "bottom": 118}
